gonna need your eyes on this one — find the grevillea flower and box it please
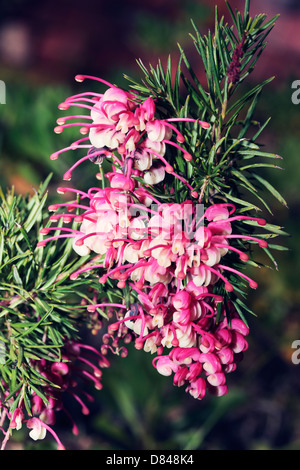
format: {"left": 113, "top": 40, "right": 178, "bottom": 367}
{"left": 87, "top": 286, "right": 249, "bottom": 400}
{"left": 38, "top": 179, "right": 268, "bottom": 402}
{"left": 39, "top": 73, "right": 271, "bottom": 409}
{"left": 39, "top": 188, "right": 267, "bottom": 295}
{"left": 50, "top": 74, "right": 210, "bottom": 193}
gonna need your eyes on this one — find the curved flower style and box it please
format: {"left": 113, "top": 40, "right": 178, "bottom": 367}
{"left": 51, "top": 75, "right": 210, "bottom": 195}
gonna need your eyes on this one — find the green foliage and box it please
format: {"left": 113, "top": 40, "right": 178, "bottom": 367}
{"left": 126, "top": 4, "right": 282, "bottom": 209}
{"left": 0, "top": 176, "right": 97, "bottom": 414}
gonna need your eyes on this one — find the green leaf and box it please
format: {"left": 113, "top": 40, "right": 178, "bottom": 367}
{"left": 23, "top": 192, "right": 48, "bottom": 233}
{"left": 231, "top": 169, "right": 257, "bottom": 192}
{"left": 227, "top": 77, "right": 275, "bottom": 116}
{"left": 210, "top": 34, "right": 223, "bottom": 103}
{"left": 225, "top": 1, "right": 240, "bottom": 34}
{"left": 239, "top": 163, "right": 282, "bottom": 171}
{"left": 12, "top": 265, "right": 23, "bottom": 288}
{"left": 178, "top": 43, "right": 214, "bottom": 112}
{"left": 252, "top": 173, "right": 288, "bottom": 207}
{"left": 4, "top": 380, "right": 24, "bottom": 403}
{"left": 223, "top": 192, "right": 261, "bottom": 212}
{"left": 0, "top": 230, "right": 4, "bottom": 266}
{"left": 237, "top": 181, "right": 273, "bottom": 214}
{"left": 29, "top": 383, "right": 50, "bottom": 404}
{"left": 14, "top": 306, "right": 53, "bottom": 339}
{"left": 238, "top": 150, "right": 282, "bottom": 160}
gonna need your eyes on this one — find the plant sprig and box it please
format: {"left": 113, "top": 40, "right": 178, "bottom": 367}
{"left": 0, "top": 177, "right": 99, "bottom": 410}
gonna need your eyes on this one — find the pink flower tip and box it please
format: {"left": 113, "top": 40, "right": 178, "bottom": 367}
{"left": 108, "top": 323, "right": 119, "bottom": 333}
{"left": 249, "top": 281, "right": 258, "bottom": 289}
{"left": 184, "top": 153, "right": 193, "bottom": 161}
{"left": 72, "top": 424, "right": 79, "bottom": 436}
{"left": 51, "top": 362, "right": 69, "bottom": 376}
{"left": 123, "top": 181, "right": 132, "bottom": 191}
{"left": 50, "top": 152, "right": 59, "bottom": 160}
{"left": 75, "top": 75, "right": 85, "bottom": 82}
{"left": 118, "top": 145, "right": 125, "bottom": 154}
{"left": 257, "top": 218, "right": 266, "bottom": 226}
{"left": 63, "top": 172, "right": 72, "bottom": 181}
{"left": 177, "top": 271, "right": 186, "bottom": 280}
{"left": 56, "top": 117, "right": 66, "bottom": 125}
{"left": 80, "top": 126, "right": 89, "bottom": 135}
{"left": 54, "top": 126, "right": 64, "bottom": 134}
{"left": 258, "top": 240, "right": 268, "bottom": 248}
{"left": 48, "top": 204, "right": 59, "bottom": 211}
{"left": 135, "top": 280, "right": 144, "bottom": 289}
{"left": 81, "top": 406, "right": 90, "bottom": 415}
{"left": 135, "top": 339, "right": 144, "bottom": 350}
{"left": 70, "top": 272, "right": 79, "bottom": 280}
{"left": 191, "top": 191, "right": 198, "bottom": 198}
{"left": 224, "top": 283, "right": 234, "bottom": 292}
{"left": 37, "top": 241, "right": 46, "bottom": 247}
{"left": 165, "top": 165, "right": 174, "bottom": 173}
{"left": 199, "top": 120, "right": 211, "bottom": 129}
{"left": 40, "top": 228, "right": 50, "bottom": 234}
{"left": 87, "top": 305, "right": 97, "bottom": 312}
{"left": 57, "top": 187, "right": 68, "bottom": 194}
{"left": 58, "top": 102, "right": 69, "bottom": 110}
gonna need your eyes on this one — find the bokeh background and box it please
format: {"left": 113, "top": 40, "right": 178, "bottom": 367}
{"left": 0, "top": 0, "right": 300, "bottom": 450}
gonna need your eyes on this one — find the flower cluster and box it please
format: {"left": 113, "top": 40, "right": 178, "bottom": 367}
{"left": 36, "top": 73, "right": 271, "bottom": 444}
{"left": 0, "top": 341, "right": 110, "bottom": 449}
{"left": 101, "top": 288, "right": 250, "bottom": 399}
{"left": 40, "top": 187, "right": 267, "bottom": 401}
{"left": 40, "top": 187, "right": 267, "bottom": 295}
{"left": 152, "top": 302, "right": 250, "bottom": 398}
{"left": 51, "top": 74, "right": 209, "bottom": 191}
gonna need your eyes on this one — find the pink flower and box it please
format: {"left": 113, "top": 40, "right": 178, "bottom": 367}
{"left": 186, "top": 377, "right": 206, "bottom": 399}
{"left": 26, "top": 418, "right": 47, "bottom": 441}
{"left": 10, "top": 408, "right": 24, "bottom": 430}
{"left": 51, "top": 74, "right": 210, "bottom": 194}
{"left": 143, "top": 163, "right": 166, "bottom": 185}
{"left": 146, "top": 119, "right": 172, "bottom": 142}
{"left": 42, "top": 73, "right": 272, "bottom": 406}
{"left": 153, "top": 356, "right": 180, "bottom": 376}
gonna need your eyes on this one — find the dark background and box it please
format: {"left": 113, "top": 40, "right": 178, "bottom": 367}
{"left": 0, "top": 0, "right": 300, "bottom": 450}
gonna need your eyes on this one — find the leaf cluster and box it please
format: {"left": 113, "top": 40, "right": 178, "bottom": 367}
{"left": 126, "top": 2, "right": 283, "bottom": 207}
{"left": 0, "top": 175, "right": 97, "bottom": 413}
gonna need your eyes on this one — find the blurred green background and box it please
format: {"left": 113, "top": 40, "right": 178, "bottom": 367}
{"left": 0, "top": 0, "right": 300, "bottom": 450}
